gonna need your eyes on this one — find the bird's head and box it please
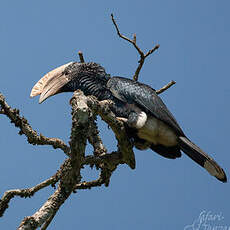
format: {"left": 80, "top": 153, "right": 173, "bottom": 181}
{"left": 30, "top": 62, "right": 109, "bottom": 103}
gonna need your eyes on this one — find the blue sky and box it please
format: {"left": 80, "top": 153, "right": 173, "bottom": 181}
{"left": 0, "top": 0, "right": 230, "bottom": 229}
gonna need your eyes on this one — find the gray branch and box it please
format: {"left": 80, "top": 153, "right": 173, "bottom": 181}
{"left": 87, "top": 96, "right": 136, "bottom": 169}
{"left": 87, "top": 117, "right": 108, "bottom": 156}
{"left": 18, "top": 91, "right": 91, "bottom": 229}
{"left": 0, "top": 72, "right": 174, "bottom": 228}
{"left": 15, "top": 90, "right": 136, "bottom": 229}
{"left": 0, "top": 173, "right": 60, "bottom": 217}
{"left": 0, "top": 39, "right": 176, "bottom": 227}
{"left": 0, "top": 93, "right": 70, "bottom": 156}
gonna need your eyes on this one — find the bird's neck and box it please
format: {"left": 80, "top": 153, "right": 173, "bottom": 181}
{"left": 61, "top": 62, "right": 111, "bottom": 100}
{"left": 76, "top": 73, "right": 111, "bottom": 100}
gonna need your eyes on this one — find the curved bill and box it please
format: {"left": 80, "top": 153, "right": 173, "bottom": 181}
{"left": 30, "top": 62, "right": 73, "bottom": 103}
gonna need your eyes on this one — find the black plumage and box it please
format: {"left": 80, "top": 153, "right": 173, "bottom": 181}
{"left": 30, "top": 62, "right": 227, "bottom": 183}
{"left": 107, "top": 76, "right": 185, "bottom": 136}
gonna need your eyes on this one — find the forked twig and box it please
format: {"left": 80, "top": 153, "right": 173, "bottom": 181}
{"left": 0, "top": 173, "right": 60, "bottom": 217}
{"left": 111, "top": 13, "right": 160, "bottom": 81}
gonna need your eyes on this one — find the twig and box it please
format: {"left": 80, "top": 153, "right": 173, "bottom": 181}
{"left": 0, "top": 173, "right": 60, "bottom": 217}
{"left": 76, "top": 178, "right": 105, "bottom": 189}
{"left": 156, "top": 80, "right": 176, "bottom": 94}
{"left": 0, "top": 93, "right": 70, "bottom": 156}
{"left": 111, "top": 13, "right": 159, "bottom": 81}
{"left": 78, "top": 51, "right": 85, "bottom": 63}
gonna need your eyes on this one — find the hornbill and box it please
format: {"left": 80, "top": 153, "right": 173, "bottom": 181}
{"left": 30, "top": 62, "right": 227, "bottom": 182}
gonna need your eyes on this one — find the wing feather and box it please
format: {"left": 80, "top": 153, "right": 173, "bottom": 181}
{"left": 107, "top": 77, "right": 184, "bottom": 136}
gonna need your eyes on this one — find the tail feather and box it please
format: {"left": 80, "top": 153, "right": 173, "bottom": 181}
{"left": 178, "top": 136, "right": 227, "bottom": 183}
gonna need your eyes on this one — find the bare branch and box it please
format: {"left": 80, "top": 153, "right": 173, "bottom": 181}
{"left": 83, "top": 152, "right": 122, "bottom": 168}
{"left": 40, "top": 210, "right": 57, "bottom": 230}
{"left": 156, "top": 80, "right": 176, "bottom": 94}
{"left": 76, "top": 167, "right": 109, "bottom": 189}
{"left": 111, "top": 14, "right": 143, "bottom": 54}
{"left": 0, "top": 17, "right": 176, "bottom": 228}
{"left": 69, "top": 91, "right": 90, "bottom": 162}
{"left": 145, "top": 44, "right": 160, "bottom": 58}
{"left": 133, "top": 59, "right": 144, "bottom": 82}
{"left": 76, "top": 178, "right": 104, "bottom": 190}
{"left": 18, "top": 185, "right": 69, "bottom": 230}
{"left": 17, "top": 159, "right": 80, "bottom": 229}
{"left": 0, "top": 93, "right": 70, "bottom": 156}
{"left": 78, "top": 51, "right": 85, "bottom": 63}
{"left": 0, "top": 173, "right": 60, "bottom": 217}
{"left": 87, "top": 117, "right": 107, "bottom": 156}
{"left": 18, "top": 91, "right": 92, "bottom": 229}
{"left": 111, "top": 13, "right": 159, "bottom": 81}
{"left": 87, "top": 96, "right": 135, "bottom": 169}
{"left": 1, "top": 91, "right": 136, "bottom": 228}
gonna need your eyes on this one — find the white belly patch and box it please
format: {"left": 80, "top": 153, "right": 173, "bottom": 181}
{"left": 135, "top": 111, "right": 147, "bottom": 129}
{"left": 137, "top": 117, "right": 178, "bottom": 147}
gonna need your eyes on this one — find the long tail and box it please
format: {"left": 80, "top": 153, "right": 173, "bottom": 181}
{"left": 178, "top": 136, "right": 227, "bottom": 183}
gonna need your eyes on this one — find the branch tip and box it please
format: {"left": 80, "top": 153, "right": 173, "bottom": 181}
{"left": 133, "top": 33, "right": 136, "bottom": 43}
{"left": 156, "top": 80, "right": 176, "bottom": 94}
{"left": 110, "top": 14, "right": 159, "bottom": 81}
{"left": 0, "top": 93, "right": 70, "bottom": 156}
{"left": 78, "top": 51, "right": 85, "bottom": 63}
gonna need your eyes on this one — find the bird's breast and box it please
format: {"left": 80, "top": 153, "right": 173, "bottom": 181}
{"left": 137, "top": 116, "right": 178, "bottom": 147}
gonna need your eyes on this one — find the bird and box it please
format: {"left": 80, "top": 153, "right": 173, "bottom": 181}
{"left": 30, "top": 62, "right": 227, "bottom": 183}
